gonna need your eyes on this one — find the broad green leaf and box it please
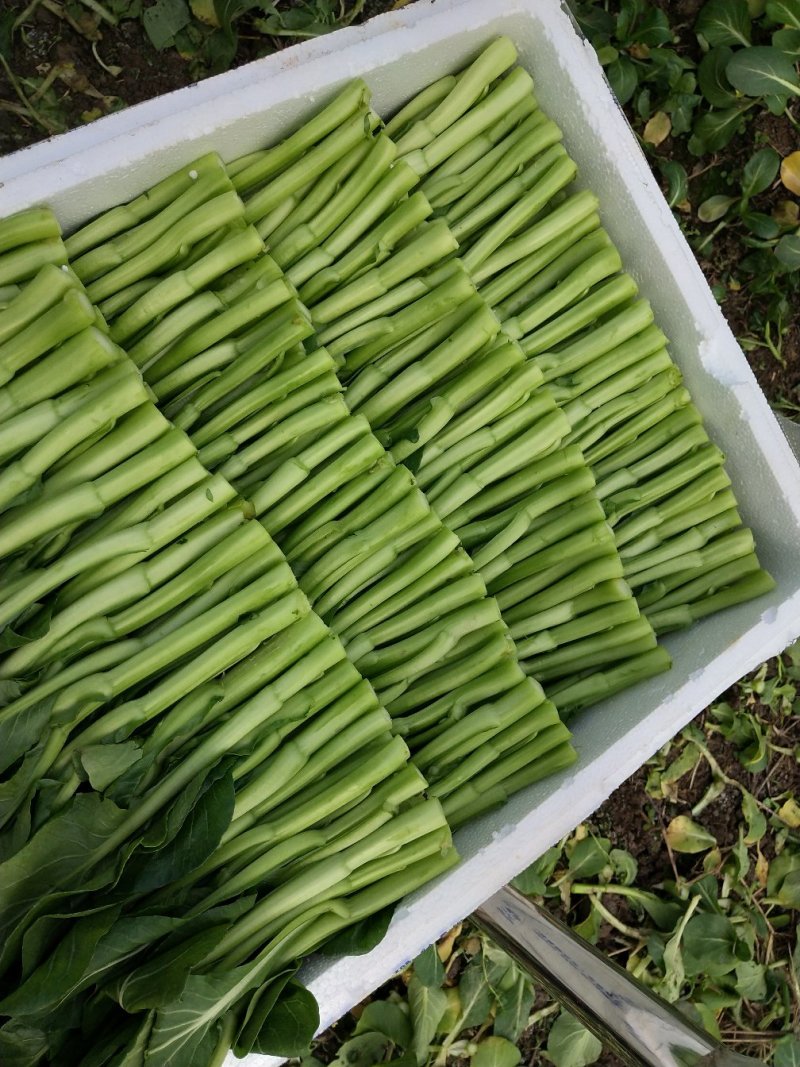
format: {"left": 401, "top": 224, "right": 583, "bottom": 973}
{"left": 234, "top": 967, "right": 297, "bottom": 1057}
{"left": 726, "top": 46, "right": 800, "bottom": 98}
{"left": 567, "top": 836, "right": 611, "bottom": 878}
{"left": 455, "top": 957, "right": 493, "bottom": 1031}
{"left": 493, "top": 971, "right": 534, "bottom": 1043}
{"left": 698, "top": 194, "right": 737, "bottom": 223}
{"left": 355, "top": 1001, "right": 412, "bottom": 1049}
{"left": 658, "top": 160, "right": 689, "bottom": 207}
{"left": 742, "top": 146, "right": 781, "bottom": 198}
{"left": 0, "top": 1020, "right": 49, "bottom": 1066}
{"left": 781, "top": 150, "right": 800, "bottom": 193}
{"left": 512, "top": 846, "right": 560, "bottom": 896}
{"left": 741, "top": 209, "right": 781, "bottom": 238}
{"left": 142, "top": 0, "right": 191, "bottom": 49}
{"left": 774, "top": 27, "right": 800, "bottom": 54}
{"left": 546, "top": 1010, "right": 602, "bottom": 1067}
{"left": 741, "top": 789, "right": 767, "bottom": 843}
{"left": 126, "top": 768, "right": 234, "bottom": 892}
{"left": 605, "top": 56, "right": 638, "bottom": 106}
{"left": 698, "top": 46, "right": 738, "bottom": 106}
{"left": 0, "top": 794, "right": 127, "bottom": 956}
{"left": 0, "top": 704, "right": 49, "bottom": 777}
{"left": 610, "top": 849, "right": 638, "bottom": 886}
{"left": 682, "top": 913, "right": 740, "bottom": 977}
{"left": 413, "top": 944, "right": 445, "bottom": 988}
{"left": 472, "top": 1036, "right": 521, "bottom": 1067}
{"left": 80, "top": 741, "right": 143, "bottom": 792}
{"left": 318, "top": 904, "right": 394, "bottom": 956}
{"left": 0, "top": 904, "right": 121, "bottom": 1017}
{"left": 767, "top": 0, "right": 800, "bottom": 28}
{"left": 734, "top": 960, "right": 768, "bottom": 1000}
{"left": 333, "top": 1034, "right": 392, "bottom": 1067}
{"left": 696, "top": 0, "right": 752, "bottom": 46}
{"left": 691, "top": 105, "right": 750, "bottom": 153}
{"left": 776, "top": 234, "right": 800, "bottom": 268}
{"left": 252, "top": 980, "right": 319, "bottom": 1057}
{"left": 775, "top": 1035, "right": 800, "bottom": 1067}
{"left": 665, "top": 814, "right": 717, "bottom": 852}
{"left": 629, "top": 889, "right": 683, "bottom": 931}
{"left": 114, "top": 927, "right": 226, "bottom": 1011}
{"left": 407, "top": 976, "right": 447, "bottom": 1067}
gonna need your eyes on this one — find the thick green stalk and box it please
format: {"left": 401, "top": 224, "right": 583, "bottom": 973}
{"left": 612, "top": 467, "right": 731, "bottom": 548}
{"left": 65, "top": 154, "right": 226, "bottom": 257}
{"left": 85, "top": 191, "right": 246, "bottom": 304}
{"left": 523, "top": 274, "right": 640, "bottom": 356}
{"left": 295, "top": 189, "right": 431, "bottom": 305}
{"left": 73, "top": 165, "right": 233, "bottom": 283}
{"left": 471, "top": 190, "right": 599, "bottom": 285}
{"left": 620, "top": 488, "right": 738, "bottom": 558}
{"left": 0, "top": 206, "right": 61, "bottom": 253}
{"left": 394, "top": 38, "right": 518, "bottom": 152}
{"left": 515, "top": 598, "right": 641, "bottom": 658}
{"left": 595, "top": 425, "right": 709, "bottom": 501}
{"left": 0, "top": 238, "right": 67, "bottom": 285}
{"left": 626, "top": 511, "right": 745, "bottom": 586}
{"left": 604, "top": 442, "right": 726, "bottom": 526}
{"left": 549, "top": 647, "right": 672, "bottom": 716}
{"left": 310, "top": 219, "right": 458, "bottom": 326}
{"left": 501, "top": 578, "right": 633, "bottom": 639}
{"left": 461, "top": 153, "right": 578, "bottom": 273}
{"left": 110, "top": 227, "right": 265, "bottom": 344}
{"left": 481, "top": 217, "right": 603, "bottom": 310}
{"left": 638, "top": 551, "right": 761, "bottom": 612}
{"left": 0, "top": 263, "right": 81, "bottom": 346}
{"left": 243, "top": 108, "right": 379, "bottom": 224}
{"left": 401, "top": 67, "right": 535, "bottom": 176}
{"left": 385, "top": 75, "right": 457, "bottom": 139}
{"left": 582, "top": 383, "right": 691, "bottom": 466}
{"left": 568, "top": 370, "right": 685, "bottom": 453}
{"left": 648, "top": 570, "right": 776, "bottom": 633}
{"left": 503, "top": 556, "right": 627, "bottom": 633}
{"left": 533, "top": 300, "right": 655, "bottom": 383}
{"left": 523, "top": 617, "right": 656, "bottom": 680}
{"left": 487, "top": 521, "right": 617, "bottom": 596}
{"left": 232, "top": 80, "right": 371, "bottom": 193}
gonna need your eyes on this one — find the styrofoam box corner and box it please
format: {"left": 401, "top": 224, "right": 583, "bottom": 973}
{"left": 3, "top": 1, "right": 800, "bottom": 1062}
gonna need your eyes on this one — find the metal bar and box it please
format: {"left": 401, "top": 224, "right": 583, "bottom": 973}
{"left": 473, "top": 886, "right": 761, "bottom": 1067}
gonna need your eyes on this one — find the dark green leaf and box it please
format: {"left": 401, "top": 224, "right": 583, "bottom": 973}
{"left": 726, "top": 46, "right": 800, "bottom": 97}
{"left": 80, "top": 742, "right": 143, "bottom": 792}
{"left": 493, "top": 971, "right": 534, "bottom": 1043}
{"left": 767, "top": 0, "right": 800, "bottom": 28}
{"left": 319, "top": 904, "right": 394, "bottom": 956}
{"left": 407, "top": 976, "right": 447, "bottom": 1066}
{"left": 691, "top": 106, "right": 750, "bottom": 152}
{"left": 743, "top": 146, "right": 781, "bottom": 197}
{"left": 698, "top": 195, "right": 738, "bottom": 223}
{"left": 511, "top": 846, "right": 560, "bottom": 896}
{"left": 126, "top": 767, "right": 234, "bottom": 892}
{"left": 567, "top": 836, "right": 611, "bottom": 878}
{"left": 0, "top": 12, "right": 14, "bottom": 61}
{"left": 773, "top": 28, "right": 800, "bottom": 55}
{"left": 0, "top": 904, "right": 121, "bottom": 1018}
{"left": 546, "top": 1010, "right": 602, "bottom": 1067}
{"left": 0, "top": 1020, "right": 49, "bottom": 1067}
{"left": 142, "top": 0, "right": 191, "bottom": 49}
{"left": 657, "top": 160, "right": 689, "bottom": 207}
{"left": 698, "top": 46, "right": 738, "bottom": 107}
{"left": 252, "top": 980, "right": 319, "bottom": 1057}
{"left": 665, "top": 92, "right": 700, "bottom": 135}
{"left": 471, "top": 1036, "right": 521, "bottom": 1067}
{"left": 234, "top": 968, "right": 297, "bottom": 1057}
{"left": 455, "top": 958, "right": 493, "bottom": 1030}
{"left": 696, "top": 0, "right": 752, "bottom": 46}
{"left": 682, "top": 913, "right": 740, "bottom": 977}
{"left": 355, "top": 1000, "right": 412, "bottom": 1049}
{"left": 775, "top": 234, "right": 800, "bottom": 268}
{"left": 606, "top": 56, "right": 639, "bottom": 105}
{"left": 0, "top": 704, "right": 49, "bottom": 777}
{"left": 333, "top": 1033, "right": 392, "bottom": 1067}
{"left": 774, "top": 1035, "right": 800, "bottom": 1067}
{"left": 741, "top": 210, "right": 781, "bottom": 237}
{"left": 113, "top": 926, "right": 225, "bottom": 1011}
{"left": 412, "top": 944, "right": 444, "bottom": 988}
{"left": 632, "top": 7, "right": 672, "bottom": 46}
{"left": 734, "top": 960, "right": 768, "bottom": 1000}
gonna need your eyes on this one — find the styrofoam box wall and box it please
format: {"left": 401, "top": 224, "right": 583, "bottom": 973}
{"left": 3, "top": 1, "right": 800, "bottom": 1061}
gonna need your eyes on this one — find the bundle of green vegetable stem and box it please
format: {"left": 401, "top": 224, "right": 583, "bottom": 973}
{"left": 0, "top": 32, "right": 775, "bottom": 1067}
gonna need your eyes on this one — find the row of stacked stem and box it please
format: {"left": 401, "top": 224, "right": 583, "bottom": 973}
{"left": 0, "top": 37, "right": 773, "bottom": 1067}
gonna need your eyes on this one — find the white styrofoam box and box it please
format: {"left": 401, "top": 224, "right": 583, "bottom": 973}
{"left": 3, "top": 0, "right": 800, "bottom": 1061}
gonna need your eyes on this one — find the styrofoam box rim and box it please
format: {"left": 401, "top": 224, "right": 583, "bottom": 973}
{"left": 3, "top": 2, "right": 800, "bottom": 1064}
